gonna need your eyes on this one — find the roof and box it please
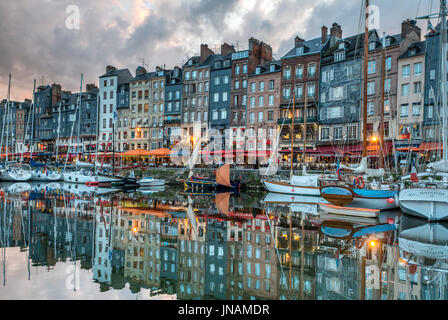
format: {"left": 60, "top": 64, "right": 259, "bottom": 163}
{"left": 282, "top": 36, "right": 326, "bottom": 59}
{"left": 398, "top": 40, "right": 426, "bottom": 60}
{"left": 99, "top": 68, "right": 133, "bottom": 85}
{"left": 132, "top": 71, "right": 158, "bottom": 82}
{"left": 321, "top": 30, "right": 379, "bottom": 65}
{"left": 249, "top": 60, "right": 281, "bottom": 76}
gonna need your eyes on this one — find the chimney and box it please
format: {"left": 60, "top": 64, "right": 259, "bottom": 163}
{"left": 106, "top": 65, "right": 116, "bottom": 73}
{"left": 85, "top": 83, "right": 97, "bottom": 92}
{"left": 51, "top": 83, "right": 62, "bottom": 106}
{"left": 321, "top": 25, "right": 328, "bottom": 44}
{"left": 221, "top": 43, "right": 236, "bottom": 56}
{"left": 401, "top": 19, "right": 421, "bottom": 40}
{"left": 200, "top": 44, "right": 215, "bottom": 64}
{"left": 295, "top": 36, "right": 305, "bottom": 47}
{"left": 330, "top": 23, "right": 342, "bottom": 40}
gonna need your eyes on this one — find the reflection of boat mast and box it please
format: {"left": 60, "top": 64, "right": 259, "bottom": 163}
{"left": 299, "top": 213, "right": 304, "bottom": 300}
{"left": 2, "top": 196, "right": 6, "bottom": 287}
{"left": 288, "top": 209, "right": 292, "bottom": 298}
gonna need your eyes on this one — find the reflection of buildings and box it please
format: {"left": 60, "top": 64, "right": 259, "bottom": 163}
{"left": 226, "top": 220, "right": 244, "bottom": 300}
{"left": 276, "top": 213, "right": 318, "bottom": 300}
{"left": 93, "top": 201, "right": 113, "bottom": 284}
{"left": 243, "top": 213, "right": 278, "bottom": 300}
{"left": 160, "top": 216, "right": 179, "bottom": 294}
{"left": 204, "top": 218, "right": 227, "bottom": 299}
{"left": 177, "top": 213, "right": 206, "bottom": 299}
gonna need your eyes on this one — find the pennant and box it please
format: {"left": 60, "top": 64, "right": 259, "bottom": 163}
{"left": 428, "top": 20, "right": 437, "bottom": 34}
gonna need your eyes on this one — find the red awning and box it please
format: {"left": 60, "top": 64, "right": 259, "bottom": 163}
{"left": 419, "top": 142, "right": 442, "bottom": 151}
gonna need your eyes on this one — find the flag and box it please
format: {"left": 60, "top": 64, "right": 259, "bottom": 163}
{"left": 336, "top": 159, "right": 341, "bottom": 180}
{"left": 411, "top": 159, "right": 418, "bottom": 183}
{"left": 428, "top": 20, "right": 437, "bottom": 34}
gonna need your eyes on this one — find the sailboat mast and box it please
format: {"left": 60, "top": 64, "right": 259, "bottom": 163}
{"left": 290, "top": 93, "right": 296, "bottom": 178}
{"left": 55, "top": 100, "right": 62, "bottom": 160}
{"left": 441, "top": 0, "right": 448, "bottom": 162}
{"left": 30, "top": 79, "right": 36, "bottom": 155}
{"left": 303, "top": 86, "right": 308, "bottom": 167}
{"left": 5, "top": 74, "right": 11, "bottom": 163}
{"left": 380, "top": 33, "right": 386, "bottom": 169}
{"left": 362, "top": 0, "right": 369, "bottom": 159}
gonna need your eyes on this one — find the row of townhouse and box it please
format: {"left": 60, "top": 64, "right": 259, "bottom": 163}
{"left": 3, "top": 18, "right": 446, "bottom": 159}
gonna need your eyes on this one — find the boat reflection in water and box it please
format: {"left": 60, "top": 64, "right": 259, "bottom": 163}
{"left": 0, "top": 182, "right": 447, "bottom": 300}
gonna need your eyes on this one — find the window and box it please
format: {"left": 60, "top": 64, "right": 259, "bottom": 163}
{"left": 259, "top": 81, "right": 265, "bottom": 92}
{"left": 223, "top": 75, "right": 229, "bottom": 84}
{"left": 367, "top": 81, "right": 375, "bottom": 95}
{"left": 269, "top": 80, "right": 274, "bottom": 90}
{"left": 327, "top": 106, "right": 343, "bottom": 119}
{"left": 258, "top": 96, "right": 264, "bottom": 107}
{"left": 221, "top": 109, "right": 227, "bottom": 119}
{"left": 414, "top": 81, "right": 421, "bottom": 94}
{"left": 212, "top": 110, "right": 218, "bottom": 120}
{"left": 384, "top": 99, "right": 390, "bottom": 114}
{"left": 307, "top": 84, "right": 316, "bottom": 97}
{"left": 235, "top": 65, "right": 240, "bottom": 75}
{"left": 283, "top": 68, "right": 291, "bottom": 80}
{"left": 250, "top": 97, "right": 256, "bottom": 107}
{"left": 329, "top": 86, "right": 345, "bottom": 101}
{"left": 269, "top": 95, "right": 274, "bottom": 106}
{"left": 214, "top": 76, "right": 220, "bottom": 85}
{"left": 249, "top": 112, "right": 255, "bottom": 124}
{"left": 334, "top": 127, "right": 342, "bottom": 140}
{"left": 386, "top": 57, "right": 392, "bottom": 71}
{"left": 214, "top": 93, "right": 219, "bottom": 102}
{"left": 234, "top": 81, "right": 240, "bottom": 90}
{"left": 402, "top": 64, "right": 411, "bottom": 77}
{"left": 322, "top": 69, "right": 334, "bottom": 82}
{"left": 368, "top": 60, "right": 376, "bottom": 74}
{"left": 401, "top": 84, "right": 410, "bottom": 97}
{"left": 295, "top": 86, "right": 303, "bottom": 98}
{"left": 242, "top": 80, "right": 247, "bottom": 89}
{"left": 347, "top": 125, "right": 357, "bottom": 139}
{"left": 258, "top": 111, "right": 264, "bottom": 123}
{"left": 251, "top": 82, "right": 256, "bottom": 92}
{"left": 384, "top": 78, "right": 391, "bottom": 93}
{"left": 283, "top": 86, "right": 291, "bottom": 100}
{"left": 368, "top": 42, "right": 375, "bottom": 51}
{"left": 268, "top": 111, "right": 274, "bottom": 121}
{"left": 428, "top": 105, "right": 434, "bottom": 119}
{"left": 414, "top": 62, "right": 422, "bottom": 75}
{"left": 222, "top": 92, "right": 228, "bottom": 102}
{"left": 307, "top": 63, "right": 316, "bottom": 77}
{"left": 412, "top": 103, "right": 421, "bottom": 116}
{"left": 295, "top": 65, "right": 303, "bottom": 79}
{"left": 321, "top": 128, "right": 330, "bottom": 140}
{"left": 400, "top": 104, "right": 409, "bottom": 117}
{"left": 430, "top": 69, "right": 436, "bottom": 80}
{"left": 367, "top": 101, "right": 374, "bottom": 115}
{"left": 334, "top": 51, "right": 345, "bottom": 62}
{"left": 243, "top": 64, "right": 247, "bottom": 73}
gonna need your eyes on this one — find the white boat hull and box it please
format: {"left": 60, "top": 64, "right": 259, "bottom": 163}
{"left": 319, "top": 203, "right": 379, "bottom": 218}
{"left": 63, "top": 172, "right": 121, "bottom": 184}
{"left": 263, "top": 180, "right": 321, "bottom": 196}
{"left": 138, "top": 178, "right": 166, "bottom": 187}
{"left": 398, "top": 188, "right": 448, "bottom": 221}
{"left": 1, "top": 169, "right": 32, "bottom": 182}
{"left": 31, "top": 171, "right": 62, "bottom": 182}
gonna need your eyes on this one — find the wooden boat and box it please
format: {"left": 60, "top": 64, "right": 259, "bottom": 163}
{"left": 184, "top": 164, "right": 240, "bottom": 191}
{"left": 263, "top": 174, "right": 321, "bottom": 196}
{"left": 320, "top": 180, "right": 398, "bottom": 211}
{"left": 319, "top": 202, "right": 380, "bottom": 218}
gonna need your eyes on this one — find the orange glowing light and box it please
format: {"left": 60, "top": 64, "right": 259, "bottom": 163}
{"left": 133, "top": 227, "right": 138, "bottom": 233}
{"left": 371, "top": 136, "right": 378, "bottom": 142}
{"left": 369, "top": 240, "right": 377, "bottom": 248}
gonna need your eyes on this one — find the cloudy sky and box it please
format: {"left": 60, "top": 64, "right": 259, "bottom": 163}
{"left": 0, "top": 0, "right": 434, "bottom": 101}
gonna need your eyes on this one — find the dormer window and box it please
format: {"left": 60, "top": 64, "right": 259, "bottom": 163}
{"left": 188, "top": 60, "right": 193, "bottom": 65}
{"left": 410, "top": 49, "right": 416, "bottom": 56}
{"left": 256, "top": 67, "right": 261, "bottom": 75}
{"left": 171, "top": 79, "right": 175, "bottom": 84}
{"left": 385, "top": 37, "right": 391, "bottom": 46}
{"left": 334, "top": 51, "right": 345, "bottom": 62}
{"left": 368, "top": 42, "right": 375, "bottom": 51}
{"left": 270, "top": 65, "right": 275, "bottom": 72}
{"left": 296, "top": 47, "right": 304, "bottom": 55}
{"left": 215, "top": 61, "right": 221, "bottom": 68}
{"left": 223, "top": 60, "right": 230, "bottom": 67}
{"left": 338, "top": 42, "right": 345, "bottom": 50}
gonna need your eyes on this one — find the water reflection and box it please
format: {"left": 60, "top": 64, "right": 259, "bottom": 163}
{"left": 0, "top": 182, "right": 447, "bottom": 300}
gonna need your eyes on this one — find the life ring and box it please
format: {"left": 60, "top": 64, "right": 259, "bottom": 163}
{"left": 354, "top": 176, "right": 365, "bottom": 189}
{"left": 355, "top": 238, "right": 364, "bottom": 249}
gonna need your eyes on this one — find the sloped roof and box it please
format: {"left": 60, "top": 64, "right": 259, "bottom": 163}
{"left": 282, "top": 36, "right": 326, "bottom": 59}
{"left": 99, "top": 68, "right": 133, "bottom": 85}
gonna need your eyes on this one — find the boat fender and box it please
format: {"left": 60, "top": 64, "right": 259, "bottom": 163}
{"left": 354, "top": 176, "right": 365, "bottom": 189}
{"left": 355, "top": 238, "right": 364, "bottom": 249}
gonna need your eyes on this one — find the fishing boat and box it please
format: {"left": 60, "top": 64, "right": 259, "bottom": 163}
{"left": 398, "top": 1, "right": 448, "bottom": 221}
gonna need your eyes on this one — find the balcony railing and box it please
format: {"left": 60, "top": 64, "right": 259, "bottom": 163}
{"left": 277, "top": 116, "right": 318, "bottom": 125}
{"left": 163, "top": 119, "right": 181, "bottom": 125}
